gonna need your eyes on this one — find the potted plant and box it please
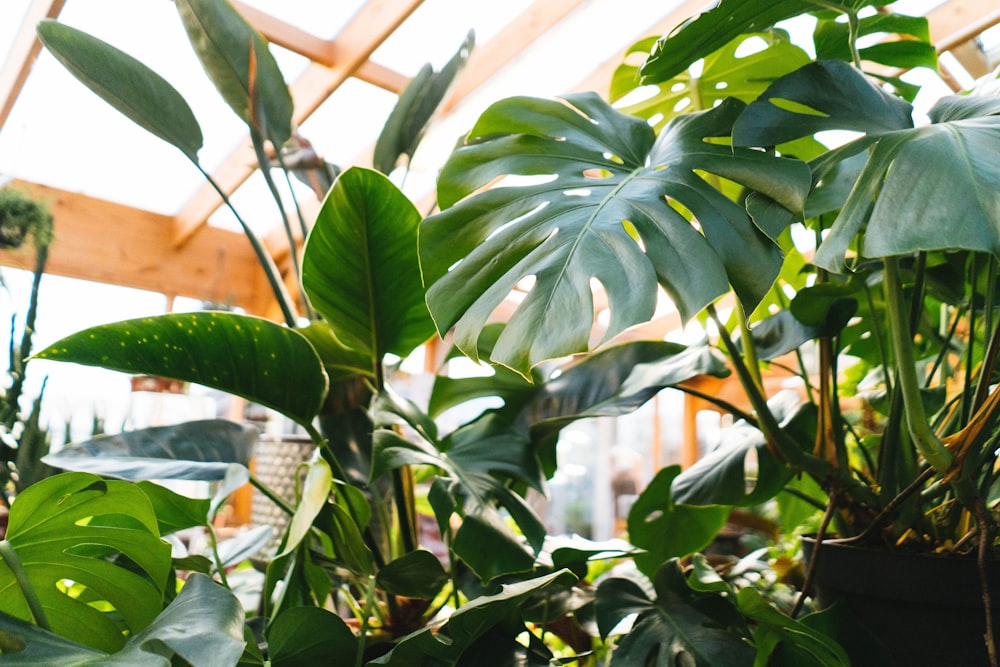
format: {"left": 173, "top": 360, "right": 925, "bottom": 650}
{"left": 412, "top": 0, "right": 1000, "bottom": 664}
{"left": 2, "top": 1, "right": 746, "bottom": 665}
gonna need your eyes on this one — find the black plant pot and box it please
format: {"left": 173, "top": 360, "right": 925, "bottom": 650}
{"left": 802, "top": 536, "right": 1000, "bottom": 667}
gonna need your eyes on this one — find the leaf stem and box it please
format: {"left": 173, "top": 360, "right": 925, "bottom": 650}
{"left": 0, "top": 540, "right": 50, "bottom": 631}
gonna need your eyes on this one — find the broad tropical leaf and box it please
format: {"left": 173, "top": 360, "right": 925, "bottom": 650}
{"left": 268, "top": 607, "right": 357, "bottom": 667}
{"left": 175, "top": 0, "right": 292, "bottom": 146}
{"left": 302, "top": 167, "right": 434, "bottom": 362}
{"left": 732, "top": 60, "right": 914, "bottom": 147}
{"left": 0, "top": 473, "right": 171, "bottom": 653}
{"left": 612, "top": 32, "right": 811, "bottom": 129}
{"left": 0, "top": 573, "right": 244, "bottom": 666}
{"left": 373, "top": 30, "right": 475, "bottom": 174}
{"left": 422, "top": 93, "right": 810, "bottom": 375}
{"left": 814, "top": 95, "right": 1000, "bottom": 271}
{"left": 36, "top": 21, "right": 203, "bottom": 161}
{"left": 376, "top": 549, "right": 448, "bottom": 599}
{"left": 522, "top": 340, "right": 728, "bottom": 440}
{"left": 33, "top": 312, "right": 328, "bottom": 428}
{"left": 638, "top": 0, "right": 825, "bottom": 84}
{"left": 626, "top": 466, "right": 729, "bottom": 578}
{"left": 43, "top": 419, "right": 257, "bottom": 481}
{"left": 595, "top": 561, "right": 755, "bottom": 666}
{"left": 371, "top": 569, "right": 577, "bottom": 666}
{"left": 814, "top": 12, "right": 936, "bottom": 71}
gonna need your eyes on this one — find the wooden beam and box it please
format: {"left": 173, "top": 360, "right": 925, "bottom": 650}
{"left": 0, "top": 180, "right": 272, "bottom": 314}
{"left": 0, "top": 0, "right": 67, "bottom": 132}
{"left": 172, "top": 0, "right": 426, "bottom": 248}
{"left": 926, "top": 0, "right": 1000, "bottom": 52}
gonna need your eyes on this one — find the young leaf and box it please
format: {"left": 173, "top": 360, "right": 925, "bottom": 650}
{"left": 33, "top": 312, "right": 328, "bottom": 429}
{"left": 36, "top": 20, "right": 203, "bottom": 162}
{"left": 0, "top": 473, "right": 171, "bottom": 653}
{"left": 302, "top": 167, "right": 435, "bottom": 363}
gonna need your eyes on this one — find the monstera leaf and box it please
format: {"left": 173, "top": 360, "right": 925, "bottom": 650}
{"left": 0, "top": 572, "right": 245, "bottom": 666}
{"left": 33, "top": 312, "right": 328, "bottom": 429}
{"left": 0, "top": 473, "right": 171, "bottom": 653}
{"left": 302, "top": 167, "right": 435, "bottom": 365}
{"left": 421, "top": 93, "right": 810, "bottom": 376}
{"left": 612, "top": 32, "right": 811, "bottom": 130}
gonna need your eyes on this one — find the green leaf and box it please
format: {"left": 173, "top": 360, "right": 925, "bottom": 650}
{"left": 373, "top": 30, "right": 475, "bottom": 174}
{"left": 302, "top": 167, "right": 434, "bottom": 362}
{"left": 297, "top": 320, "right": 373, "bottom": 380}
{"left": 33, "top": 312, "right": 328, "bottom": 429}
{"left": 815, "top": 96, "right": 1000, "bottom": 270}
{"left": 277, "top": 459, "right": 331, "bottom": 558}
{"left": 376, "top": 549, "right": 449, "bottom": 599}
{"left": 174, "top": 0, "right": 292, "bottom": 146}
{"left": 738, "top": 587, "right": 849, "bottom": 666}
{"left": 214, "top": 525, "right": 273, "bottom": 570}
{"left": 523, "top": 341, "right": 728, "bottom": 441}
{"left": 814, "top": 12, "right": 936, "bottom": 71}
{"left": 136, "top": 481, "right": 211, "bottom": 535}
{"left": 0, "top": 573, "right": 244, "bottom": 665}
{"left": 422, "top": 93, "right": 809, "bottom": 375}
{"left": 0, "top": 473, "right": 171, "bottom": 652}
{"left": 267, "top": 607, "right": 357, "bottom": 667}
{"left": 732, "top": 60, "right": 914, "bottom": 147}
{"left": 371, "top": 570, "right": 577, "bottom": 666}
{"left": 595, "top": 565, "right": 755, "bottom": 666}
{"left": 612, "top": 32, "right": 811, "bottom": 129}
{"left": 43, "top": 419, "right": 257, "bottom": 481}
{"left": 36, "top": 20, "right": 203, "bottom": 162}
{"left": 638, "top": 0, "right": 819, "bottom": 84}
{"left": 627, "top": 466, "right": 729, "bottom": 578}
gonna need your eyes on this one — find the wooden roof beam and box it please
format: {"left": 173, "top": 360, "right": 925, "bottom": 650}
{"left": 2, "top": 180, "right": 271, "bottom": 313}
{"left": 0, "top": 0, "right": 66, "bottom": 132}
{"left": 172, "top": 0, "right": 426, "bottom": 248}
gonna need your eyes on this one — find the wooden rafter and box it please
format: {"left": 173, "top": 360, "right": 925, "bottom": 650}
{"left": 0, "top": 180, "right": 271, "bottom": 313}
{"left": 0, "top": 0, "right": 66, "bottom": 131}
{"left": 172, "top": 0, "right": 426, "bottom": 248}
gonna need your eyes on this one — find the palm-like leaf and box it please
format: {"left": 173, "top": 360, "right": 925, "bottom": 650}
{"left": 421, "top": 93, "right": 810, "bottom": 376}
{"left": 0, "top": 473, "right": 171, "bottom": 653}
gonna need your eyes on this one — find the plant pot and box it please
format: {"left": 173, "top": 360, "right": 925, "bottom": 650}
{"left": 802, "top": 536, "right": 1000, "bottom": 667}
{"left": 250, "top": 434, "right": 315, "bottom": 554}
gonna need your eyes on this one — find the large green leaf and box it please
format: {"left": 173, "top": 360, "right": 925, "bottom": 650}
{"left": 814, "top": 95, "right": 1000, "bottom": 271}
{"left": 814, "top": 12, "right": 936, "bottom": 71}
{"left": 522, "top": 340, "right": 728, "bottom": 440}
{"left": 738, "top": 587, "right": 850, "bottom": 666}
{"left": 370, "top": 569, "right": 576, "bottom": 666}
{"left": 595, "top": 562, "right": 755, "bottom": 666}
{"left": 174, "top": 0, "right": 292, "bottom": 146}
{"left": 42, "top": 419, "right": 257, "bottom": 481}
{"left": 36, "top": 21, "right": 203, "bottom": 162}
{"left": 0, "top": 473, "right": 171, "bottom": 653}
{"left": 267, "top": 606, "right": 357, "bottom": 667}
{"left": 422, "top": 93, "right": 810, "bottom": 375}
{"left": 732, "top": 60, "right": 914, "bottom": 147}
{"left": 33, "top": 312, "right": 328, "bottom": 428}
{"left": 373, "top": 30, "right": 475, "bottom": 175}
{"left": 0, "top": 573, "right": 244, "bottom": 666}
{"left": 302, "top": 167, "right": 434, "bottom": 362}
{"left": 638, "top": 0, "right": 827, "bottom": 84}
{"left": 626, "top": 466, "right": 729, "bottom": 578}
{"left": 612, "top": 32, "right": 811, "bottom": 129}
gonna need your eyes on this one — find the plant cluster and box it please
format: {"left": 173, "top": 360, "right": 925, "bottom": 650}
{"left": 2, "top": 0, "right": 1000, "bottom": 665}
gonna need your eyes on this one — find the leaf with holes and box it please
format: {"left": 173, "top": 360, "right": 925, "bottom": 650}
{"left": 0, "top": 473, "right": 171, "bottom": 653}
{"left": 421, "top": 93, "right": 810, "bottom": 376}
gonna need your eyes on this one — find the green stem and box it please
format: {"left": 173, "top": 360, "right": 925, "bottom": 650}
{"left": 205, "top": 524, "right": 230, "bottom": 589}
{"left": 0, "top": 540, "right": 50, "bottom": 630}
{"left": 356, "top": 575, "right": 378, "bottom": 667}
{"left": 736, "top": 304, "right": 763, "bottom": 392}
{"left": 196, "top": 166, "right": 298, "bottom": 327}
{"left": 250, "top": 129, "right": 304, "bottom": 297}
{"left": 882, "top": 257, "right": 953, "bottom": 474}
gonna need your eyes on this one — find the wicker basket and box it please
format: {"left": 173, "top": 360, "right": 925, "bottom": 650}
{"left": 250, "top": 434, "right": 315, "bottom": 554}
